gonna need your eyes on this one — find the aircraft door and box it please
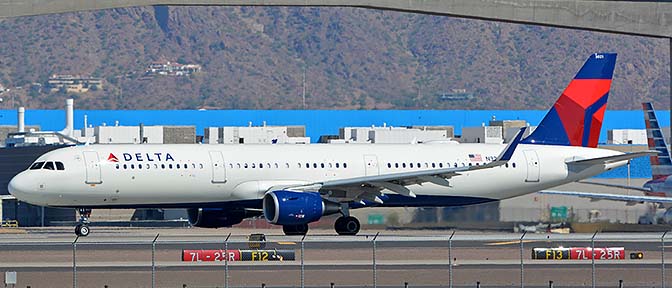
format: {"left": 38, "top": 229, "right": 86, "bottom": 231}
{"left": 364, "top": 154, "right": 379, "bottom": 176}
{"left": 523, "top": 150, "right": 540, "bottom": 182}
{"left": 83, "top": 151, "right": 102, "bottom": 184}
{"left": 209, "top": 151, "right": 227, "bottom": 183}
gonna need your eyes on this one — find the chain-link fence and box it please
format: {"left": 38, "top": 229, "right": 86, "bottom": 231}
{"left": 0, "top": 231, "right": 670, "bottom": 288}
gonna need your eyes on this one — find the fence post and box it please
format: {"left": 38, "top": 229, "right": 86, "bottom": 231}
{"left": 591, "top": 231, "right": 598, "bottom": 288}
{"left": 301, "top": 234, "right": 306, "bottom": 288}
{"left": 151, "top": 234, "right": 160, "bottom": 288}
{"left": 663, "top": 231, "right": 668, "bottom": 288}
{"left": 449, "top": 230, "right": 455, "bottom": 288}
{"left": 224, "top": 233, "right": 231, "bottom": 288}
{"left": 72, "top": 236, "right": 79, "bottom": 288}
{"left": 373, "top": 232, "right": 379, "bottom": 288}
{"left": 520, "top": 231, "right": 526, "bottom": 288}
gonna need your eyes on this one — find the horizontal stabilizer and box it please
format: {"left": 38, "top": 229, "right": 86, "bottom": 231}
{"left": 566, "top": 150, "right": 658, "bottom": 165}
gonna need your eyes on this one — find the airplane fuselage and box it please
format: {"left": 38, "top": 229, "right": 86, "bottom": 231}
{"left": 9, "top": 143, "right": 624, "bottom": 209}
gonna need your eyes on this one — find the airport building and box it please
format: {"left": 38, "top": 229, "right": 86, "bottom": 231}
{"left": 334, "top": 125, "right": 454, "bottom": 144}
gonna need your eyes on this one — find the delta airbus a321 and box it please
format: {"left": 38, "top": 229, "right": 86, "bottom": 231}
{"left": 8, "top": 53, "right": 654, "bottom": 236}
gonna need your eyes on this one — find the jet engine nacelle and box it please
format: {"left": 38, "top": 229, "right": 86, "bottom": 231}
{"left": 263, "top": 190, "right": 340, "bottom": 225}
{"left": 187, "top": 208, "right": 257, "bottom": 228}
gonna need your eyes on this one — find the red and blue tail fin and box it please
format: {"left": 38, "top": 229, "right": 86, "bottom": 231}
{"left": 521, "top": 53, "right": 617, "bottom": 148}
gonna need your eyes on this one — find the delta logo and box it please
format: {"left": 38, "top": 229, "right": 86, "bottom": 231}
{"left": 107, "top": 153, "right": 119, "bottom": 162}
{"left": 107, "top": 152, "right": 175, "bottom": 162}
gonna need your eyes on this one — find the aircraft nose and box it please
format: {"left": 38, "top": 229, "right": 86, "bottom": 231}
{"left": 8, "top": 172, "right": 33, "bottom": 199}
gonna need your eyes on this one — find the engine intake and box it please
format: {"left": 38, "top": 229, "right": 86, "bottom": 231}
{"left": 263, "top": 190, "right": 340, "bottom": 225}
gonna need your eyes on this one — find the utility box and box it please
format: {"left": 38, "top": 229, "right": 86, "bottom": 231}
{"left": 5, "top": 271, "right": 16, "bottom": 285}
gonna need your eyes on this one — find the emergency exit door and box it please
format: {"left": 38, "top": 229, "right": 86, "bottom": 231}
{"left": 83, "top": 151, "right": 102, "bottom": 184}
{"left": 209, "top": 151, "right": 227, "bottom": 183}
{"left": 523, "top": 150, "right": 540, "bottom": 182}
{"left": 364, "top": 155, "right": 379, "bottom": 176}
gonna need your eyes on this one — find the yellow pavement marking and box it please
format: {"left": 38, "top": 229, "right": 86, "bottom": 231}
{"left": 486, "top": 240, "right": 538, "bottom": 246}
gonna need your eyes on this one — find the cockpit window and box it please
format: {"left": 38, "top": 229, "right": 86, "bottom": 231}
{"left": 30, "top": 162, "right": 45, "bottom": 170}
{"left": 43, "top": 162, "right": 55, "bottom": 170}
{"left": 55, "top": 162, "right": 65, "bottom": 171}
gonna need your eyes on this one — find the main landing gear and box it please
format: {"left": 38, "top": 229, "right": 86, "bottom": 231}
{"left": 282, "top": 223, "right": 309, "bottom": 236}
{"left": 334, "top": 205, "right": 360, "bottom": 236}
{"left": 335, "top": 216, "right": 360, "bottom": 235}
{"left": 75, "top": 208, "right": 91, "bottom": 237}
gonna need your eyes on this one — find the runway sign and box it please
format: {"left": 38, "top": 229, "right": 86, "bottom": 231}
{"left": 182, "top": 249, "right": 295, "bottom": 262}
{"left": 532, "top": 247, "right": 625, "bottom": 260}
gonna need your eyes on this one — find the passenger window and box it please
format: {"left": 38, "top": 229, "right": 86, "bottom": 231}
{"left": 285, "top": 163, "right": 290, "bottom": 168}
{"left": 329, "top": 163, "right": 333, "bottom": 168}
{"left": 343, "top": 163, "right": 347, "bottom": 168}
{"left": 387, "top": 163, "right": 391, "bottom": 168}
{"left": 123, "top": 164, "right": 128, "bottom": 169}
{"left": 313, "top": 163, "right": 317, "bottom": 168}
{"left": 432, "top": 163, "right": 436, "bottom": 168}
{"left": 251, "top": 163, "right": 256, "bottom": 168}
{"left": 154, "top": 164, "right": 159, "bottom": 169}
{"left": 305, "top": 163, "right": 310, "bottom": 168}
{"left": 454, "top": 163, "right": 458, "bottom": 168}
{"left": 512, "top": 163, "right": 516, "bottom": 168}
{"left": 395, "top": 163, "right": 399, "bottom": 168}
{"left": 321, "top": 163, "right": 325, "bottom": 168}
{"left": 439, "top": 163, "right": 443, "bottom": 168}
{"left": 146, "top": 164, "right": 150, "bottom": 169}
{"left": 402, "top": 163, "right": 406, "bottom": 168}
{"left": 161, "top": 164, "right": 165, "bottom": 169}
{"left": 130, "top": 164, "right": 135, "bottom": 169}
{"left": 274, "top": 163, "right": 279, "bottom": 169}
{"left": 417, "top": 163, "right": 421, "bottom": 168}
{"left": 115, "top": 164, "right": 120, "bottom": 170}
{"left": 410, "top": 163, "right": 414, "bottom": 168}
{"left": 336, "top": 163, "right": 340, "bottom": 168}
{"left": 169, "top": 164, "right": 173, "bottom": 169}
{"left": 199, "top": 163, "right": 204, "bottom": 169}
{"left": 177, "top": 164, "right": 181, "bottom": 169}
{"left": 244, "top": 163, "right": 249, "bottom": 169}
{"left": 30, "top": 162, "right": 45, "bottom": 170}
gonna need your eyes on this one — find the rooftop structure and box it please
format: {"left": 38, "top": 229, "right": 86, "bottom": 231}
{"left": 145, "top": 61, "right": 201, "bottom": 77}
{"left": 47, "top": 74, "right": 103, "bottom": 93}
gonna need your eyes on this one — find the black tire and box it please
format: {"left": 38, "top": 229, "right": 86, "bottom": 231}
{"left": 75, "top": 224, "right": 90, "bottom": 237}
{"left": 282, "top": 224, "right": 309, "bottom": 236}
{"left": 335, "top": 216, "right": 360, "bottom": 235}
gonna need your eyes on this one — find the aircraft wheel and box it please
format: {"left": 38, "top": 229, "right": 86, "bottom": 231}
{"left": 282, "top": 224, "right": 309, "bottom": 236}
{"left": 75, "top": 224, "right": 90, "bottom": 237}
{"left": 335, "top": 216, "right": 360, "bottom": 235}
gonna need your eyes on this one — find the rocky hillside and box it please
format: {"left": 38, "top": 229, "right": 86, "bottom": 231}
{"left": 0, "top": 6, "right": 668, "bottom": 110}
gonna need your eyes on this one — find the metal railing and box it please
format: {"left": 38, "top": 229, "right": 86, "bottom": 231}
{"left": 0, "top": 231, "right": 669, "bottom": 288}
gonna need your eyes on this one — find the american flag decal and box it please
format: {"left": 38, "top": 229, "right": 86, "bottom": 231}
{"left": 468, "top": 154, "right": 482, "bottom": 162}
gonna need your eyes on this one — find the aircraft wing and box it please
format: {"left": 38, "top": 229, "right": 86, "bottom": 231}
{"left": 539, "top": 190, "right": 672, "bottom": 205}
{"left": 278, "top": 128, "right": 526, "bottom": 204}
{"left": 576, "top": 180, "right": 652, "bottom": 193}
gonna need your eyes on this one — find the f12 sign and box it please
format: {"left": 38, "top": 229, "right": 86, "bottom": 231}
{"left": 182, "top": 249, "right": 295, "bottom": 262}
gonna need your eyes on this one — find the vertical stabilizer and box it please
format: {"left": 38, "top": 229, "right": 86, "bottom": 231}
{"left": 642, "top": 102, "right": 672, "bottom": 179}
{"left": 521, "top": 53, "right": 617, "bottom": 147}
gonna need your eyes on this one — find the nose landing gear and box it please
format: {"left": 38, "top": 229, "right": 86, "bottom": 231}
{"left": 75, "top": 208, "right": 91, "bottom": 237}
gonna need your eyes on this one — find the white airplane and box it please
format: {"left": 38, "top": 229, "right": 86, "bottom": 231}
{"left": 541, "top": 102, "right": 672, "bottom": 223}
{"left": 8, "top": 53, "right": 654, "bottom": 237}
